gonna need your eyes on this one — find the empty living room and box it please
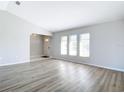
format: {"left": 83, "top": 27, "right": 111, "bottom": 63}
{"left": 0, "top": 0, "right": 124, "bottom": 92}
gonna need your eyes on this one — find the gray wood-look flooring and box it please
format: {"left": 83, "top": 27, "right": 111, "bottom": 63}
{"left": 0, "top": 59, "right": 124, "bottom": 92}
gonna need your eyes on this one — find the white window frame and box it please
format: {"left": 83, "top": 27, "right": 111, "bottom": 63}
{"left": 60, "top": 36, "right": 67, "bottom": 55}
{"left": 79, "top": 33, "right": 90, "bottom": 57}
{"left": 69, "top": 34, "right": 77, "bottom": 56}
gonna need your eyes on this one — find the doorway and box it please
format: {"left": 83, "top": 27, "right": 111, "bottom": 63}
{"left": 30, "top": 33, "right": 51, "bottom": 62}
{"left": 42, "top": 35, "right": 51, "bottom": 58}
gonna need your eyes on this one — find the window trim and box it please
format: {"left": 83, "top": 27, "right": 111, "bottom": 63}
{"left": 60, "top": 36, "right": 68, "bottom": 55}
{"left": 79, "top": 33, "right": 90, "bottom": 57}
{"left": 69, "top": 34, "right": 78, "bottom": 56}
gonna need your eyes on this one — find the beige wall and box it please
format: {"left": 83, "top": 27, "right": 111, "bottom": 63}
{"left": 42, "top": 35, "right": 51, "bottom": 56}
{"left": 30, "top": 34, "right": 43, "bottom": 60}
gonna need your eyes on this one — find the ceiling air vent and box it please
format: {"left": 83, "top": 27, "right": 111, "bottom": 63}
{"left": 15, "top": 1, "right": 21, "bottom": 5}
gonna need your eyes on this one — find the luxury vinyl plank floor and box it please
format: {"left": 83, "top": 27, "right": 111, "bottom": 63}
{"left": 0, "top": 59, "right": 124, "bottom": 92}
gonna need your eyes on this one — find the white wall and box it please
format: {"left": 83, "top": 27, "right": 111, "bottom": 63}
{"left": 51, "top": 20, "right": 124, "bottom": 72}
{"left": 0, "top": 2, "right": 9, "bottom": 11}
{"left": 0, "top": 11, "right": 51, "bottom": 66}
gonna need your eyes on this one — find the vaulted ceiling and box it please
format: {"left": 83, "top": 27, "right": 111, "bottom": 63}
{"left": 1, "top": 1, "right": 124, "bottom": 32}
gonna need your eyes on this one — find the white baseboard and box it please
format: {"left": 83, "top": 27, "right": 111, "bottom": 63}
{"left": 0, "top": 57, "right": 51, "bottom": 67}
{"left": 0, "top": 60, "right": 30, "bottom": 67}
{"left": 53, "top": 57, "right": 124, "bottom": 72}
{"left": 30, "top": 58, "right": 50, "bottom": 62}
{"left": 1, "top": 57, "right": 123, "bottom": 72}
{"left": 30, "top": 55, "right": 42, "bottom": 59}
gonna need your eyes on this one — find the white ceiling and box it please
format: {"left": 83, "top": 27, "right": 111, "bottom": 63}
{"left": 1, "top": 1, "right": 124, "bottom": 32}
{"left": 0, "top": 1, "right": 9, "bottom": 10}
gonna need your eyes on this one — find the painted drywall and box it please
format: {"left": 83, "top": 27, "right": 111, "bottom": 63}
{"left": 42, "top": 35, "right": 51, "bottom": 57}
{"left": 0, "top": 2, "right": 9, "bottom": 10}
{"left": 30, "top": 34, "right": 43, "bottom": 60}
{"left": 6, "top": 1, "right": 124, "bottom": 32}
{"left": 51, "top": 20, "right": 124, "bottom": 72}
{"left": 0, "top": 11, "right": 51, "bottom": 66}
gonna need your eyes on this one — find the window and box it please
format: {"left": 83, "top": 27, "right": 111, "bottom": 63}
{"left": 69, "top": 35, "right": 77, "bottom": 56}
{"left": 61, "top": 36, "right": 67, "bottom": 55}
{"left": 79, "top": 33, "right": 90, "bottom": 57}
